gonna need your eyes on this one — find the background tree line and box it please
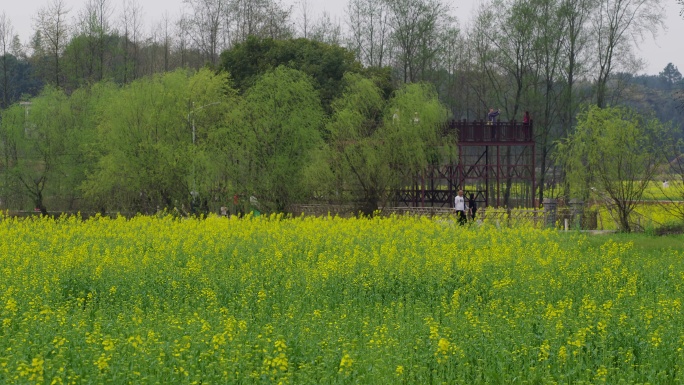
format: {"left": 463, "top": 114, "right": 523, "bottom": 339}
{"left": 0, "top": 0, "right": 680, "bottom": 110}
{"left": 0, "top": 43, "right": 447, "bottom": 215}
{"left": 0, "top": 0, "right": 683, "bottom": 222}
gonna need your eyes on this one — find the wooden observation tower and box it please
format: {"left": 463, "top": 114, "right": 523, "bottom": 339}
{"left": 395, "top": 120, "right": 536, "bottom": 209}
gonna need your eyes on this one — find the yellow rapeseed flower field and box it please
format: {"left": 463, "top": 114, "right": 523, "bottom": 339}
{"left": 1, "top": 213, "right": 683, "bottom": 384}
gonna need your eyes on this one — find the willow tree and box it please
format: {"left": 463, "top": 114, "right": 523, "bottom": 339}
{"left": 82, "top": 69, "right": 234, "bottom": 213}
{"left": 323, "top": 73, "right": 448, "bottom": 214}
{"left": 219, "top": 66, "right": 325, "bottom": 212}
{"left": 557, "top": 105, "right": 670, "bottom": 232}
{"left": 0, "top": 86, "right": 88, "bottom": 213}
{"left": 321, "top": 73, "right": 387, "bottom": 213}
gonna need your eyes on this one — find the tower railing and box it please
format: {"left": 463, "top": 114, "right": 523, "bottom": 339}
{"left": 444, "top": 120, "right": 534, "bottom": 144}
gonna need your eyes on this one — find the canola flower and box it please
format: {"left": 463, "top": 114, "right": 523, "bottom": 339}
{"left": 0, "top": 213, "right": 683, "bottom": 383}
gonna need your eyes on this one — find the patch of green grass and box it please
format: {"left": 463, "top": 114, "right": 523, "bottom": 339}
{"left": 572, "top": 231, "right": 684, "bottom": 254}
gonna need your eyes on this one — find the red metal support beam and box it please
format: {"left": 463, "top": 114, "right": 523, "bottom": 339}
{"left": 395, "top": 120, "right": 536, "bottom": 209}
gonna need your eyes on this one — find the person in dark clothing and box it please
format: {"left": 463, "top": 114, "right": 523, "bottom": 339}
{"left": 487, "top": 108, "right": 500, "bottom": 124}
{"left": 468, "top": 193, "right": 477, "bottom": 222}
{"left": 487, "top": 108, "right": 501, "bottom": 140}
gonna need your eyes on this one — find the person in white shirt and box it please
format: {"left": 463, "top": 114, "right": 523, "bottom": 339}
{"left": 454, "top": 189, "right": 466, "bottom": 225}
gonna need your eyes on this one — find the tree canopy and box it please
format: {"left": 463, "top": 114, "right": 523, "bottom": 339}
{"left": 221, "top": 66, "right": 326, "bottom": 212}
{"left": 321, "top": 73, "right": 449, "bottom": 214}
{"left": 81, "top": 68, "right": 234, "bottom": 213}
{"left": 219, "top": 37, "right": 374, "bottom": 113}
{"left": 557, "top": 105, "right": 672, "bottom": 231}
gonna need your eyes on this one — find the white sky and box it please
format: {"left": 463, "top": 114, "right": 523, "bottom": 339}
{"left": 3, "top": 0, "right": 684, "bottom": 75}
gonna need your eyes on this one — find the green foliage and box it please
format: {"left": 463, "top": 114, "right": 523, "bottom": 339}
{"left": 0, "top": 84, "right": 103, "bottom": 212}
{"left": 1, "top": 65, "right": 339, "bottom": 215}
{"left": 557, "top": 105, "right": 671, "bottom": 231}
{"left": 324, "top": 73, "right": 449, "bottom": 213}
{"left": 82, "top": 69, "right": 235, "bottom": 214}
{"left": 1, "top": 54, "right": 44, "bottom": 109}
{"left": 219, "top": 37, "right": 366, "bottom": 113}
{"left": 222, "top": 66, "right": 325, "bottom": 212}
{"left": 658, "top": 63, "right": 682, "bottom": 86}
{"left": 384, "top": 82, "right": 448, "bottom": 169}
{"left": 324, "top": 73, "right": 387, "bottom": 211}
{"left": 61, "top": 33, "right": 127, "bottom": 90}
